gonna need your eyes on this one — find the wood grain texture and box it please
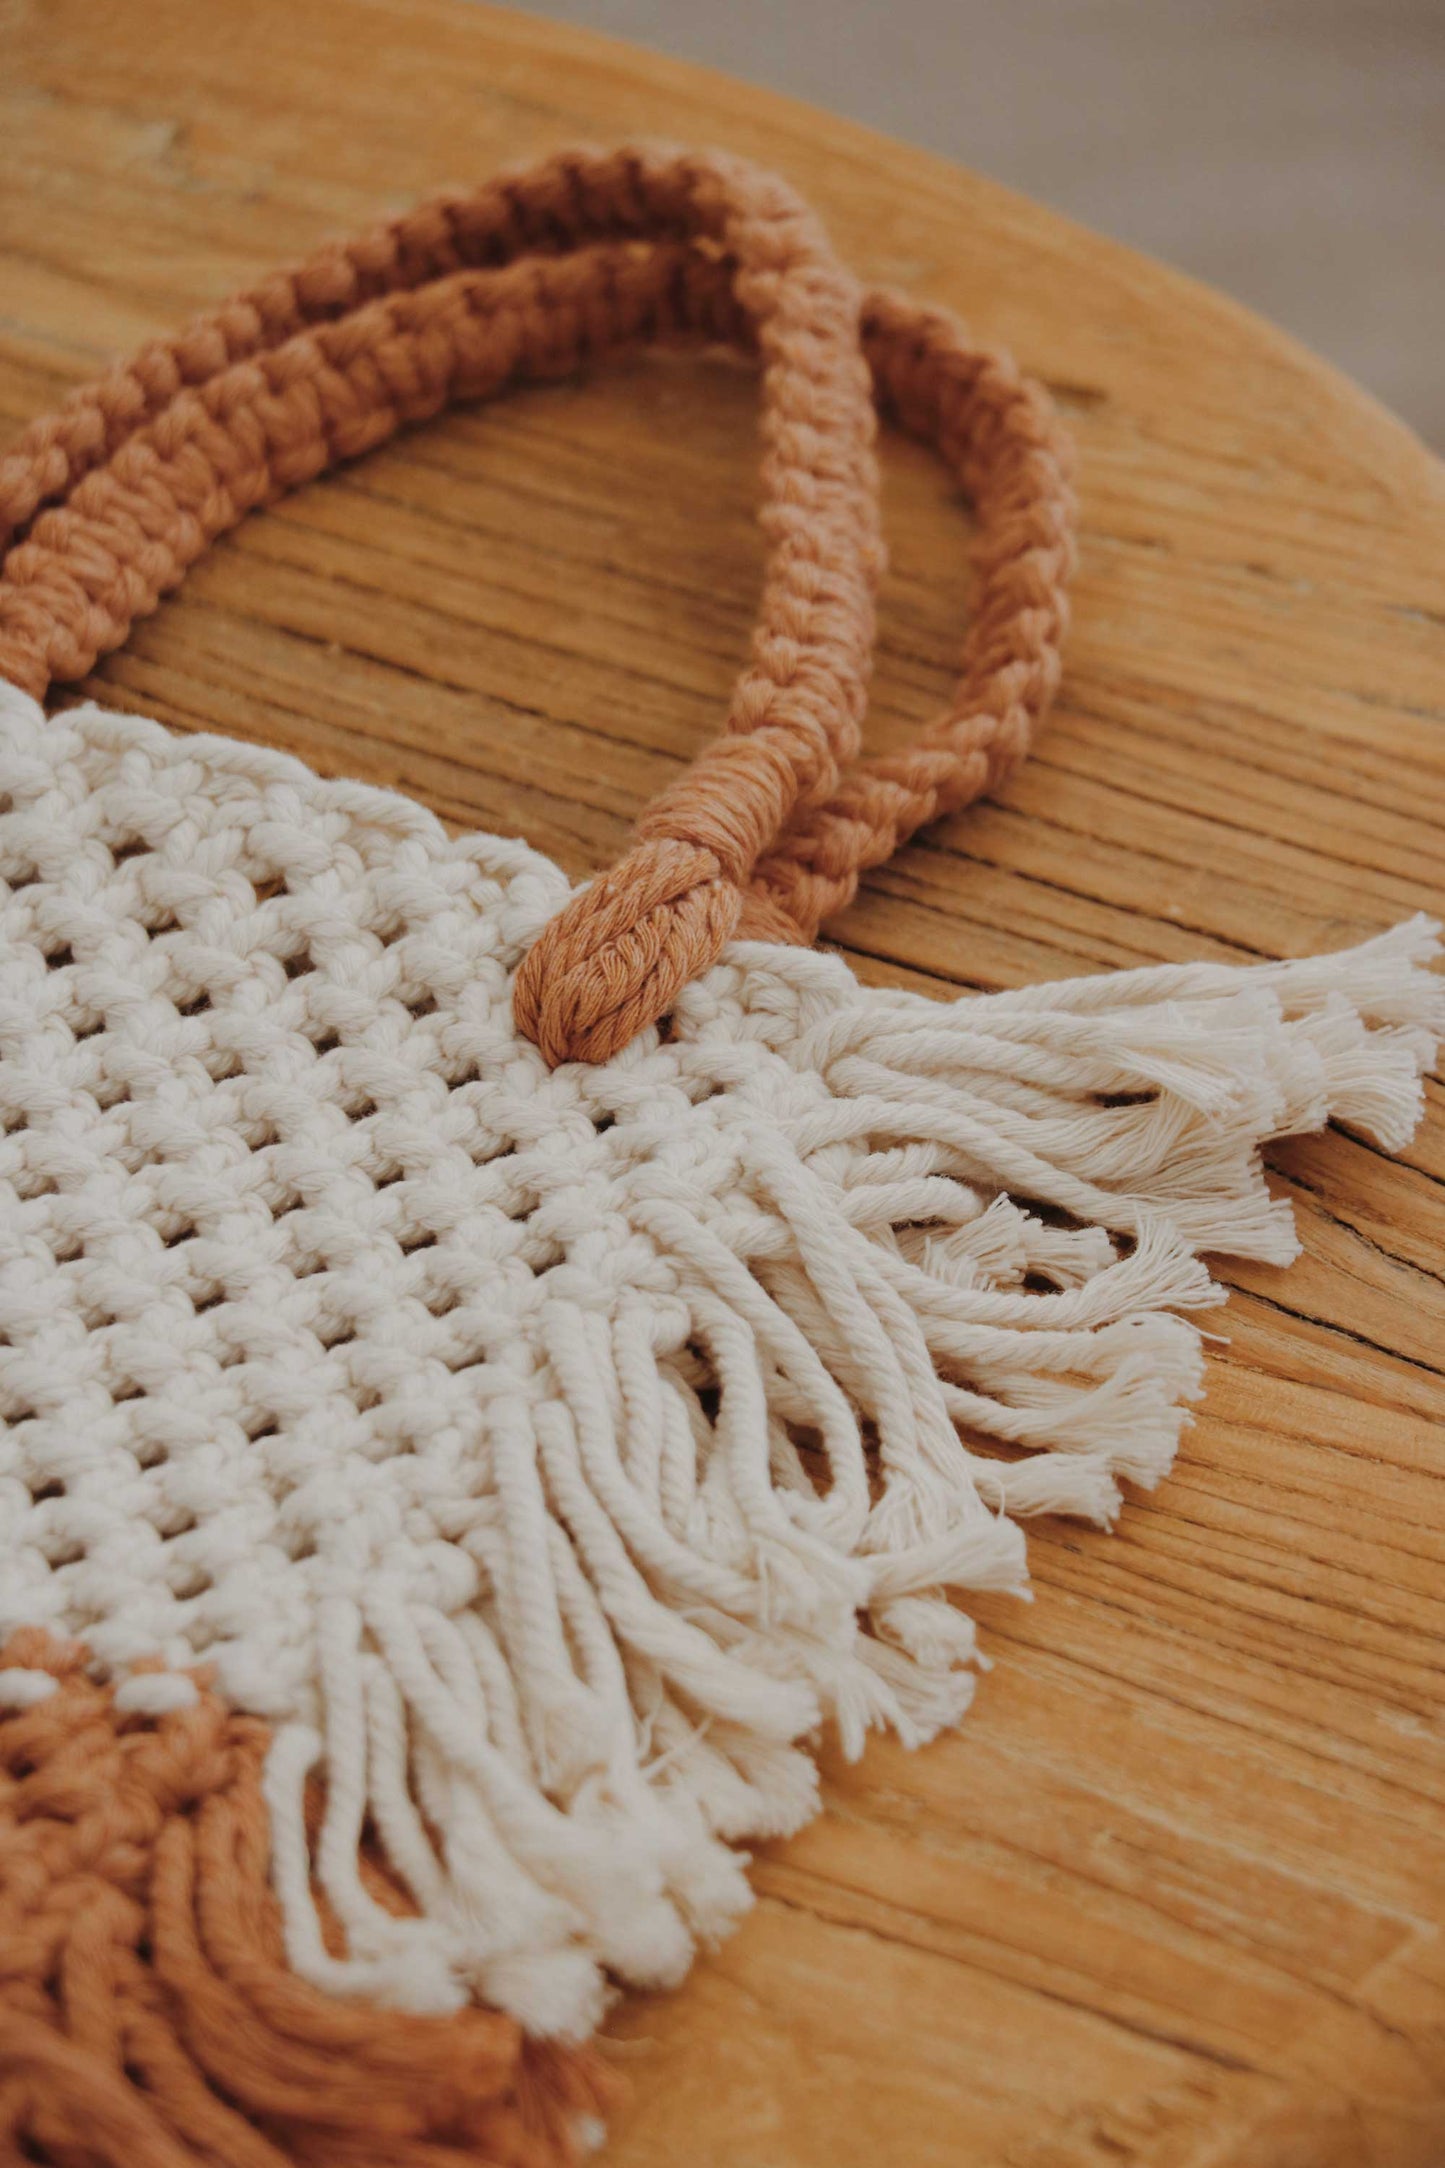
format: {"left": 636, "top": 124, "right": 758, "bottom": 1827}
{"left": 1, "top": 3, "right": 1442, "bottom": 2162}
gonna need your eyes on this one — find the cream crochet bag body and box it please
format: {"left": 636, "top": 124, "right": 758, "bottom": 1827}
{"left": 0, "top": 148, "right": 1439, "bottom": 2167}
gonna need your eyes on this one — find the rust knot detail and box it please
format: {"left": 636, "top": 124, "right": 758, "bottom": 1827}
{"left": 513, "top": 837, "right": 745, "bottom": 1067}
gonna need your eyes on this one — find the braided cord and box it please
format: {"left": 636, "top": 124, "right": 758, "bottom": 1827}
{"left": 0, "top": 150, "right": 1074, "bottom": 1063}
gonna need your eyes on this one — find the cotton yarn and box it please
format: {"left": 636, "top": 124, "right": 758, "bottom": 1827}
{"left": 1, "top": 143, "right": 1441, "bottom": 2168}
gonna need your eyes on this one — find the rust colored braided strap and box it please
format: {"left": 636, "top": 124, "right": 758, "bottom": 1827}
{"left": 0, "top": 144, "right": 876, "bottom": 553}
{"left": 0, "top": 149, "right": 1075, "bottom": 1065}
{"left": 750, "top": 289, "right": 1075, "bottom": 942}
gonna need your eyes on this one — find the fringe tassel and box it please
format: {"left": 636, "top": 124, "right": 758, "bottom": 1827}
{"left": 248, "top": 919, "right": 1442, "bottom": 2039}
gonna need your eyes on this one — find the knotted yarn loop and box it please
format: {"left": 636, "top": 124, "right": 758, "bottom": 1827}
{"left": 518, "top": 722, "right": 822, "bottom": 1064}
{"left": 514, "top": 836, "right": 744, "bottom": 1067}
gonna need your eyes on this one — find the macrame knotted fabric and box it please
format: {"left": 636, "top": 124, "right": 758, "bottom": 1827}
{"left": 0, "top": 144, "right": 1440, "bottom": 2167}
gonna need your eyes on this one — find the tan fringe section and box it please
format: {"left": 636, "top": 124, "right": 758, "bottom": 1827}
{"left": 0, "top": 1632, "right": 616, "bottom": 2166}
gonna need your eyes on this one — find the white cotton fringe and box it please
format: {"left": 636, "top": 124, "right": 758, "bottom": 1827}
{"left": 256, "top": 918, "right": 1442, "bottom": 2038}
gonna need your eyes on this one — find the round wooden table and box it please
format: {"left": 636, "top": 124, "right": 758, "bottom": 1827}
{"left": 4, "top": 4, "right": 1443, "bottom": 2163}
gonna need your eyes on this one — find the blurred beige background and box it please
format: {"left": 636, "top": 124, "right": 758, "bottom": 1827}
{"left": 507, "top": 0, "right": 1444, "bottom": 448}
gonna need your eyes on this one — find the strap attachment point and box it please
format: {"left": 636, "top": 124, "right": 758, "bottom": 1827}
{"left": 513, "top": 837, "right": 743, "bottom": 1067}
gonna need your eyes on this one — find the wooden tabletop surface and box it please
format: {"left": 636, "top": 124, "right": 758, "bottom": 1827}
{"left": 3, "top": 3, "right": 1443, "bottom": 2163}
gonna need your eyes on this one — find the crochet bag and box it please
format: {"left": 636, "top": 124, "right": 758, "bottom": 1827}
{"left": 1, "top": 146, "right": 1440, "bottom": 2166}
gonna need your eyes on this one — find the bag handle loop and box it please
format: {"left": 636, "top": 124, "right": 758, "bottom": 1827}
{"left": 0, "top": 147, "right": 1074, "bottom": 1065}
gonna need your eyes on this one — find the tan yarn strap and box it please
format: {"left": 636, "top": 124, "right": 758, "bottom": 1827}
{"left": 0, "top": 150, "right": 1074, "bottom": 1064}
{"left": 0, "top": 145, "right": 882, "bottom": 827}
{"left": 750, "top": 288, "right": 1075, "bottom": 944}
